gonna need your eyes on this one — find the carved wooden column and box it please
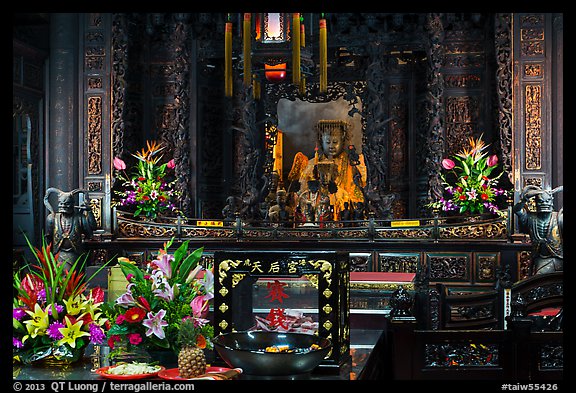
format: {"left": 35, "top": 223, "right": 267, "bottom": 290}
{"left": 80, "top": 13, "right": 113, "bottom": 236}
{"left": 512, "top": 13, "right": 561, "bottom": 219}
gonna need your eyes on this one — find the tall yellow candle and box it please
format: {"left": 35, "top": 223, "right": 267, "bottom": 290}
{"left": 225, "top": 21, "right": 233, "bottom": 97}
{"left": 292, "top": 13, "right": 301, "bottom": 86}
{"left": 319, "top": 18, "right": 327, "bottom": 93}
{"left": 243, "top": 13, "right": 252, "bottom": 86}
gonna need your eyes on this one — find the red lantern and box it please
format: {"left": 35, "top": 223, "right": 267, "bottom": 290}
{"left": 265, "top": 63, "right": 287, "bottom": 83}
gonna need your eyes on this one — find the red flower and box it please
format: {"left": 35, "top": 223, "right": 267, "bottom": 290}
{"left": 138, "top": 177, "right": 146, "bottom": 181}
{"left": 167, "top": 159, "right": 175, "bottom": 169}
{"left": 128, "top": 333, "right": 143, "bottom": 345}
{"left": 108, "top": 334, "right": 121, "bottom": 350}
{"left": 459, "top": 195, "right": 466, "bottom": 201}
{"left": 88, "top": 287, "right": 105, "bottom": 303}
{"left": 138, "top": 296, "right": 151, "bottom": 312}
{"left": 124, "top": 307, "right": 146, "bottom": 323}
{"left": 481, "top": 193, "right": 489, "bottom": 200}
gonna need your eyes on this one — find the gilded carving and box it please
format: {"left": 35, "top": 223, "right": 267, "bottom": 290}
{"left": 439, "top": 220, "right": 507, "bottom": 239}
{"left": 444, "top": 74, "right": 481, "bottom": 88}
{"left": 89, "top": 198, "right": 102, "bottom": 229}
{"left": 218, "top": 303, "right": 228, "bottom": 313}
{"left": 87, "top": 96, "right": 102, "bottom": 175}
{"left": 524, "top": 63, "right": 543, "bottom": 78}
{"left": 520, "top": 28, "right": 544, "bottom": 41}
{"left": 85, "top": 46, "right": 105, "bottom": 70}
{"left": 88, "top": 77, "right": 103, "bottom": 89}
{"left": 525, "top": 85, "right": 542, "bottom": 170}
{"left": 375, "top": 228, "right": 432, "bottom": 239}
{"left": 231, "top": 273, "right": 246, "bottom": 288}
{"left": 87, "top": 181, "right": 102, "bottom": 192}
{"left": 476, "top": 255, "right": 497, "bottom": 281}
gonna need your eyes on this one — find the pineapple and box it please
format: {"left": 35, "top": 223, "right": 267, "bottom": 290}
{"left": 177, "top": 317, "right": 212, "bottom": 379}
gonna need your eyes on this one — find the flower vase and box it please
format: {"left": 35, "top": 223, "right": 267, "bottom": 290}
{"left": 32, "top": 346, "right": 86, "bottom": 368}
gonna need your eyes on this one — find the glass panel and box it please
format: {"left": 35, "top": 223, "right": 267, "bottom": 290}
{"left": 251, "top": 276, "right": 319, "bottom": 333}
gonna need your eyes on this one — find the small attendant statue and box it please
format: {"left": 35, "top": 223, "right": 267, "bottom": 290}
{"left": 513, "top": 185, "right": 563, "bottom": 275}
{"left": 44, "top": 188, "right": 97, "bottom": 271}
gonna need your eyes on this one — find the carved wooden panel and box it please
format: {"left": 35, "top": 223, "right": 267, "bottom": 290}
{"left": 378, "top": 253, "right": 419, "bottom": 273}
{"left": 427, "top": 253, "right": 470, "bottom": 282}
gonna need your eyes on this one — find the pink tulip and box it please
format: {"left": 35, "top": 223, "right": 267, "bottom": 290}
{"left": 113, "top": 157, "right": 126, "bottom": 171}
{"left": 487, "top": 154, "right": 498, "bottom": 167}
{"left": 442, "top": 158, "right": 455, "bottom": 170}
{"left": 167, "top": 159, "right": 175, "bottom": 169}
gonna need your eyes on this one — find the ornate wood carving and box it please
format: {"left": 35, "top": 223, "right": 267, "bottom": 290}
{"left": 172, "top": 14, "right": 193, "bottom": 216}
{"left": 423, "top": 13, "right": 445, "bottom": 205}
{"left": 524, "top": 85, "right": 542, "bottom": 170}
{"left": 111, "top": 14, "right": 128, "bottom": 161}
{"left": 429, "top": 254, "right": 468, "bottom": 281}
{"left": 495, "top": 13, "right": 513, "bottom": 182}
{"left": 378, "top": 254, "right": 419, "bottom": 273}
{"left": 87, "top": 96, "right": 103, "bottom": 175}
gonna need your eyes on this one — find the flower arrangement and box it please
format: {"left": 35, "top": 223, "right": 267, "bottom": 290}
{"left": 13, "top": 237, "right": 111, "bottom": 365}
{"left": 429, "top": 135, "right": 509, "bottom": 215}
{"left": 103, "top": 238, "right": 214, "bottom": 357}
{"left": 113, "top": 140, "right": 182, "bottom": 220}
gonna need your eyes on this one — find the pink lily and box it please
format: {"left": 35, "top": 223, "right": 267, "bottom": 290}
{"left": 142, "top": 309, "right": 168, "bottom": 339}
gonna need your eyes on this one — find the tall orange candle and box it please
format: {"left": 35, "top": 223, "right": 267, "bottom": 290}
{"left": 225, "top": 21, "right": 233, "bottom": 97}
{"left": 319, "top": 18, "right": 327, "bottom": 93}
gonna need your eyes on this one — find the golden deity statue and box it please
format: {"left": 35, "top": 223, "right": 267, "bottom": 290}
{"left": 290, "top": 120, "right": 367, "bottom": 221}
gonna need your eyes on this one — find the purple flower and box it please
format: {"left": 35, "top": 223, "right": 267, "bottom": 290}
{"left": 13, "top": 308, "right": 26, "bottom": 321}
{"left": 37, "top": 289, "right": 47, "bottom": 303}
{"left": 47, "top": 321, "right": 65, "bottom": 340}
{"left": 89, "top": 323, "right": 106, "bottom": 344}
{"left": 13, "top": 337, "right": 24, "bottom": 348}
{"left": 47, "top": 304, "right": 64, "bottom": 316}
